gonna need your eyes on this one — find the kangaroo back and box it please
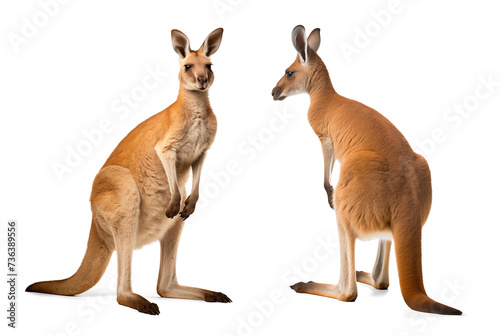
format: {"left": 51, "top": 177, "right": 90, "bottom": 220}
{"left": 26, "top": 220, "right": 112, "bottom": 296}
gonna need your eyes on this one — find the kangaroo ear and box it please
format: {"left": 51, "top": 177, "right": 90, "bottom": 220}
{"left": 171, "top": 29, "right": 191, "bottom": 59}
{"left": 307, "top": 28, "right": 321, "bottom": 52}
{"left": 292, "top": 25, "right": 307, "bottom": 64}
{"left": 200, "top": 28, "right": 223, "bottom": 57}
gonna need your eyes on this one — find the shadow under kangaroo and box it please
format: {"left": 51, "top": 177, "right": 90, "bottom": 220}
{"left": 272, "top": 25, "right": 461, "bottom": 315}
{"left": 27, "top": 28, "right": 231, "bottom": 315}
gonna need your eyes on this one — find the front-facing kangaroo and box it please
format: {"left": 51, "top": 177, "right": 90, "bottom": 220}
{"left": 27, "top": 28, "right": 231, "bottom": 315}
{"left": 272, "top": 25, "right": 461, "bottom": 315}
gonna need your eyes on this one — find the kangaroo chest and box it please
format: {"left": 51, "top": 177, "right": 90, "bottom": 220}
{"left": 177, "top": 115, "right": 214, "bottom": 163}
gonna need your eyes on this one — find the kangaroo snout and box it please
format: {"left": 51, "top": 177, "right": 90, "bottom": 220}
{"left": 196, "top": 76, "right": 209, "bottom": 90}
{"left": 196, "top": 75, "right": 209, "bottom": 90}
{"left": 272, "top": 86, "right": 286, "bottom": 101}
{"left": 197, "top": 76, "right": 208, "bottom": 84}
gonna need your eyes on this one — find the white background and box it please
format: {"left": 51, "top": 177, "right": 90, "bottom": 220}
{"left": 1, "top": 0, "right": 499, "bottom": 335}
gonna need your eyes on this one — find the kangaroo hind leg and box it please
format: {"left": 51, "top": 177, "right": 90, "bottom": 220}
{"left": 156, "top": 219, "right": 231, "bottom": 303}
{"left": 92, "top": 165, "right": 160, "bottom": 315}
{"left": 357, "top": 239, "right": 392, "bottom": 289}
{"left": 291, "top": 216, "right": 358, "bottom": 302}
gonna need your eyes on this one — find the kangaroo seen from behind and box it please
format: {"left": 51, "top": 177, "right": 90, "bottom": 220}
{"left": 272, "top": 25, "right": 461, "bottom": 315}
{"left": 27, "top": 28, "right": 231, "bottom": 315}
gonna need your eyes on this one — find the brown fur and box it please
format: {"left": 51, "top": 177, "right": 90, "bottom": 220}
{"left": 26, "top": 28, "right": 231, "bottom": 315}
{"left": 272, "top": 25, "right": 461, "bottom": 315}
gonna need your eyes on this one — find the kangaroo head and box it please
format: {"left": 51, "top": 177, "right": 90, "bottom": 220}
{"left": 171, "top": 28, "right": 223, "bottom": 92}
{"left": 272, "top": 25, "right": 321, "bottom": 101}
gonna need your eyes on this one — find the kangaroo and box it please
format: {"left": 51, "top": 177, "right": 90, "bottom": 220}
{"left": 26, "top": 28, "right": 231, "bottom": 315}
{"left": 272, "top": 25, "right": 461, "bottom": 315}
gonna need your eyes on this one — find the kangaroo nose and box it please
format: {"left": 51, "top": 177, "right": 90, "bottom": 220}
{"left": 197, "top": 76, "right": 208, "bottom": 84}
{"left": 272, "top": 86, "right": 283, "bottom": 101}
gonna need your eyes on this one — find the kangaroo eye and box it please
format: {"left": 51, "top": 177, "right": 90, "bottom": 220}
{"left": 286, "top": 71, "right": 295, "bottom": 78}
{"left": 184, "top": 64, "right": 192, "bottom": 70}
{"left": 206, "top": 64, "right": 212, "bottom": 70}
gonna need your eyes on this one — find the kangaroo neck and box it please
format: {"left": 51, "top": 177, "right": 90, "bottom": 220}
{"left": 307, "top": 59, "right": 335, "bottom": 100}
{"left": 176, "top": 86, "right": 212, "bottom": 117}
{"left": 306, "top": 61, "right": 341, "bottom": 135}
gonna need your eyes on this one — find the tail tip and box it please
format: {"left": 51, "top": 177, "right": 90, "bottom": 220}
{"left": 430, "top": 300, "right": 462, "bottom": 315}
{"left": 447, "top": 307, "right": 463, "bottom": 316}
{"left": 406, "top": 294, "right": 463, "bottom": 315}
{"left": 26, "top": 283, "right": 38, "bottom": 292}
{"left": 26, "top": 282, "right": 49, "bottom": 294}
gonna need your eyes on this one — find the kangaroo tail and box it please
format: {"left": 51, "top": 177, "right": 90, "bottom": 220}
{"left": 392, "top": 214, "right": 462, "bottom": 315}
{"left": 26, "top": 220, "right": 112, "bottom": 296}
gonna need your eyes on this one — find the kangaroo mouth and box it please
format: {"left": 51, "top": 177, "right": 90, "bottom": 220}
{"left": 195, "top": 84, "right": 208, "bottom": 91}
{"left": 272, "top": 86, "right": 286, "bottom": 101}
